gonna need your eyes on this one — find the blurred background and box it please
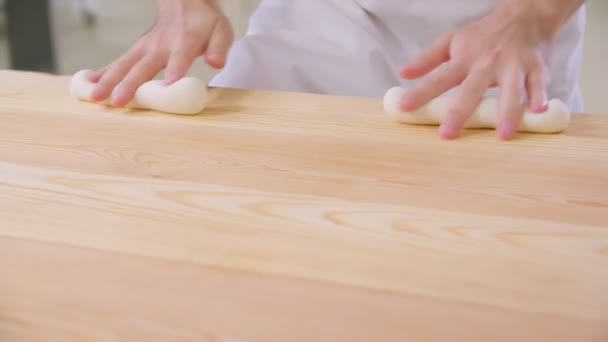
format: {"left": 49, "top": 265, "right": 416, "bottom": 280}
{"left": 0, "top": 0, "right": 606, "bottom": 113}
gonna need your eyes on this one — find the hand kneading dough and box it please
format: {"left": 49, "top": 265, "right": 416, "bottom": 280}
{"left": 69, "top": 69, "right": 207, "bottom": 115}
{"left": 383, "top": 86, "right": 571, "bottom": 133}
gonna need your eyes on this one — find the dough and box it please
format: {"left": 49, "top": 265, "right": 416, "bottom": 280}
{"left": 383, "top": 86, "right": 571, "bottom": 133}
{"left": 69, "top": 69, "right": 207, "bottom": 115}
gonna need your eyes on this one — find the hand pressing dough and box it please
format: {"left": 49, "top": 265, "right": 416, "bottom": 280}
{"left": 69, "top": 69, "right": 207, "bottom": 115}
{"left": 383, "top": 86, "right": 571, "bottom": 133}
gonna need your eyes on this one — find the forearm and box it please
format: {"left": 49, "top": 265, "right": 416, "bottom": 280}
{"left": 497, "top": 0, "right": 585, "bottom": 40}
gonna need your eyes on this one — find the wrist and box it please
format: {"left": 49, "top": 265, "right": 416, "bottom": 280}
{"left": 496, "top": 0, "right": 584, "bottom": 41}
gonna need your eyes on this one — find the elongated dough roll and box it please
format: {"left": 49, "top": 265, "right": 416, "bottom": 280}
{"left": 383, "top": 86, "right": 571, "bottom": 133}
{"left": 69, "top": 69, "right": 207, "bottom": 115}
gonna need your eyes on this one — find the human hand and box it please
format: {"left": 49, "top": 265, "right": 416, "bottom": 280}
{"left": 398, "top": 4, "right": 555, "bottom": 140}
{"left": 88, "top": 0, "right": 233, "bottom": 107}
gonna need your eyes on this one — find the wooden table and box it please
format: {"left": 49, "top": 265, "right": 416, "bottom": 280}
{"left": 1, "top": 70, "right": 607, "bottom": 341}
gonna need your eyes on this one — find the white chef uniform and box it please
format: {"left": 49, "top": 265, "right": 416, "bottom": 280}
{"left": 210, "top": 0, "right": 586, "bottom": 111}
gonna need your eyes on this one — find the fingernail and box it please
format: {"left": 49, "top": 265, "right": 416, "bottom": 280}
{"left": 163, "top": 75, "right": 175, "bottom": 85}
{"left": 439, "top": 122, "right": 460, "bottom": 139}
{"left": 531, "top": 100, "right": 548, "bottom": 113}
{"left": 399, "top": 94, "right": 416, "bottom": 111}
{"left": 91, "top": 87, "right": 105, "bottom": 101}
{"left": 497, "top": 122, "right": 515, "bottom": 140}
{"left": 110, "top": 86, "right": 126, "bottom": 107}
{"left": 206, "top": 53, "right": 225, "bottom": 68}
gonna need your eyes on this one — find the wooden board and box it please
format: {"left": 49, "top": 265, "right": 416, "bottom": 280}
{"left": 1, "top": 70, "right": 607, "bottom": 341}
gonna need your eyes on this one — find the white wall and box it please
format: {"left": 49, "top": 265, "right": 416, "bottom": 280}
{"left": 580, "top": 0, "right": 608, "bottom": 113}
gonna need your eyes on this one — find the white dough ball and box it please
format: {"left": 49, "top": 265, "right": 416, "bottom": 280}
{"left": 69, "top": 69, "right": 208, "bottom": 115}
{"left": 382, "top": 86, "right": 571, "bottom": 133}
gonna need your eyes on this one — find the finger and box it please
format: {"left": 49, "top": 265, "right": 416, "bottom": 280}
{"left": 91, "top": 49, "right": 143, "bottom": 101}
{"left": 205, "top": 17, "right": 234, "bottom": 69}
{"left": 400, "top": 33, "right": 452, "bottom": 79}
{"left": 440, "top": 68, "right": 495, "bottom": 140}
{"left": 164, "top": 44, "right": 200, "bottom": 85}
{"left": 88, "top": 67, "right": 108, "bottom": 83}
{"left": 526, "top": 57, "right": 548, "bottom": 113}
{"left": 497, "top": 65, "right": 526, "bottom": 140}
{"left": 111, "top": 53, "right": 166, "bottom": 107}
{"left": 399, "top": 61, "right": 466, "bottom": 111}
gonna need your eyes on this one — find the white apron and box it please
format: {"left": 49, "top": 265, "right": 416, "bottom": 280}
{"left": 210, "top": 0, "right": 586, "bottom": 111}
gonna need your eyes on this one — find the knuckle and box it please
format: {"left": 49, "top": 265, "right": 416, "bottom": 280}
{"left": 181, "top": 38, "right": 203, "bottom": 52}
{"left": 419, "top": 80, "right": 442, "bottom": 98}
{"left": 410, "top": 85, "right": 429, "bottom": 99}
{"left": 446, "top": 60, "right": 468, "bottom": 79}
{"left": 99, "top": 73, "right": 122, "bottom": 87}
{"left": 100, "top": 66, "right": 130, "bottom": 85}
{"left": 446, "top": 105, "right": 469, "bottom": 123}
{"left": 143, "top": 50, "right": 167, "bottom": 65}
{"left": 139, "top": 38, "right": 158, "bottom": 50}
{"left": 170, "top": 48, "right": 194, "bottom": 63}
{"left": 488, "top": 48, "right": 504, "bottom": 61}
{"left": 179, "top": 39, "right": 198, "bottom": 53}
{"left": 179, "top": 25, "right": 206, "bottom": 42}
{"left": 474, "top": 53, "right": 499, "bottom": 72}
{"left": 119, "top": 76, "right": 141, "bottom": 89}
{"left": 133, "top": 37, "right": 149, "bottom": 49}
{"left": 143, "top": 43, "right": 169, "bottom": 58}
{"left": 428, "top": 70, "right": 446, "bottom": 85}
{"left": 168, "top": 53, "right": 187, "bottom": 67}
{"left": 529, "top": 71, "right": 544, "bottom": 85}
{"left": 463, "top": 77, "right": 486, "bottom": 95}
{"left": 142, "top": 33, "right": 163, "bottom": 47}
{"left": 116, "top": 83, "right": 138, "bottom": 96}
{"left": 446, "top": 104, "right": 464, "bottom": 118}
{"left": 528, "top": 56, "right": 547, "bottom": 74}
{"left": 219, "top": 16, "right": 235, "bottom": 37}
{"left": 115, "top": 56, "right": 134, "bottom": 70}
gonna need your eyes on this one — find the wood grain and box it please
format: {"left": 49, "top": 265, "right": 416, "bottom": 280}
{"left": 1, "top": 70, "right": 607, "bottom": 341}
{"left": 2, "top": 236, "right": 607, "bottom": 342}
